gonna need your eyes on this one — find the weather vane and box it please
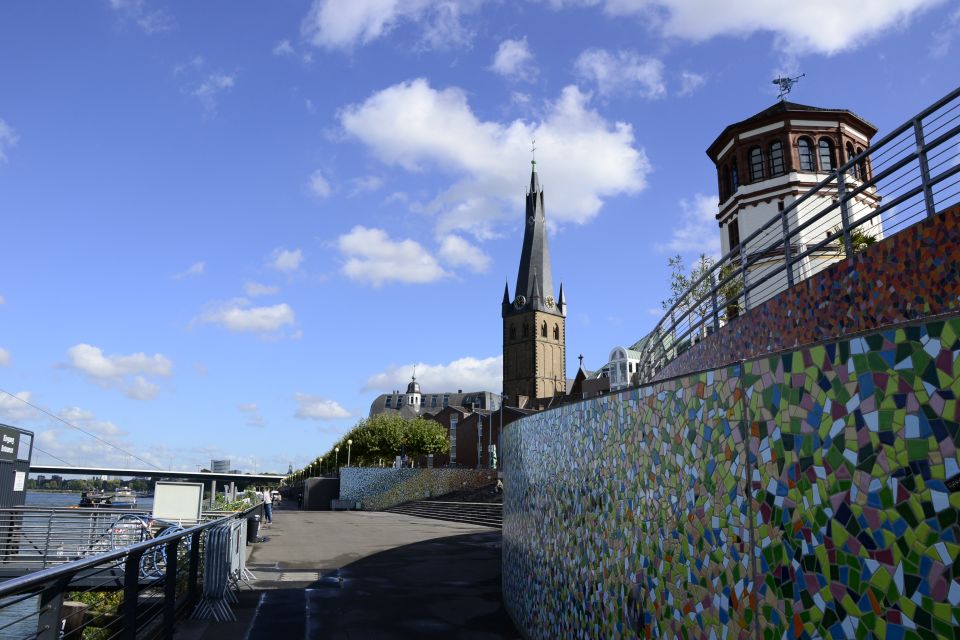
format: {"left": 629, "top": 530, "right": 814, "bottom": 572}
{"left": 772, "top": 73, "right": 805, "bottom": 100}
{"left": 531, "top": 139, "right": 536, "bottom": 166}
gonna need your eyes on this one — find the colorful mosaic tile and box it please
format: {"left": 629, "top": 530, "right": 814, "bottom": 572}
{"left": 657, "top": 206, "right": 960, "bottom": 383}
{"left": 503, "top": 316, "right": 960, "bottom": 639}
{"left": 340, "top": 468, "right": 495, "bottom": 510}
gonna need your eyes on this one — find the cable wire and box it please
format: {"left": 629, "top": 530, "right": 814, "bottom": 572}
{"left": 0, "top": 388, "right": 162, "bottom": 470}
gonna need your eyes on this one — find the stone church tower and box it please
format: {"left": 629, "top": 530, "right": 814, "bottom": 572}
{"left": 502, "top": 162, "right": 566, "bottom": 408}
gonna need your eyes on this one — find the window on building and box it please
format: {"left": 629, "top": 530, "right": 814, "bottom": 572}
{"left": 431, "top": 395, "right": 438, "bottom": 407}
{"left": 509, "top": 325, "right": 516, "bottom": 340}
{"left": 443, "top": 394, "right": 450, "bottom": 407}
{"left": 541, "top": 321, "right": 547, "bottom": 337}
{"left": 818, "top": 138, "right": 835, "bottom": 171}
{"left": 856, "top": 147, "right": 867, "bottom": 181}
{"left": 385, "top": 397, "right": 392, "bottom": 408}
{"left": 522, "top": 323, "right": 529, "bottom": 337}
{"left": 721, "top": 166, "right": 730, "bottom": 200}
{"left": 798, "top": 137, "right": 816, "bottom": 171}
{"left": 553, "top": 324, "right": 559, "bottom": 340}
{"left": 748, "top": 146, "right": 764, "bottom": 182}
{"left": 398, "top": 397, "right": 403, "bottom": 406}
{"left": 769, "top": 141, "right": 785, "bottom": 176}
{"left": 728, "top": 218, "right": 740, "bottom": 252}
{"left": 449, "top": 417, "right": 458, "bottom": 464}
{"left": 730, "top": 162, "right": 740, "bottom": 192}
{"left": 845, "top": 142, "right": 858, "bottom": 178}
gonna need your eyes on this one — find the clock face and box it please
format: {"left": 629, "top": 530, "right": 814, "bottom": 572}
{"left": 514, "top": 295, "right": 526, "bottom": 308}
{"left": 545, "top": 296, "right": 555, "bottom": 308}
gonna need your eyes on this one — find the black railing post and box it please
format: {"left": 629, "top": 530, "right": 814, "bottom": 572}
{"left": 187, "top": 530, "right": 202, "bottom": 612}
{"left": 837, "top": 170, "right": 853, "bottom": 257}
{"left": 710, "top": 271, "right": 720, "bottom": 333}
{"left": 36, "top": 575, "right": 71, "bottom": 640}
{"left": 913, "top": 117, "right": 937, "bottom": 218}
{"left": 122, "top": 550, "right": 144, "bottom": 640}
{"left": 739, "top": 247, "right": 751, "bottom": 312}
{"left": 163, "top": 539, "right": 179, "bottom": 638}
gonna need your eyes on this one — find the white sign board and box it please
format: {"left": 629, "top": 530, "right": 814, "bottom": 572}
{"left": 12, "top": 472, "right": 25, "bottom": 492}
{"left": 153, "top": 481, "right": 204, "bottom": 523}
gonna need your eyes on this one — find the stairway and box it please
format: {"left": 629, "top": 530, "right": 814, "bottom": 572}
{"left": 384, "top": 500, "right": 502, "bottom": 529}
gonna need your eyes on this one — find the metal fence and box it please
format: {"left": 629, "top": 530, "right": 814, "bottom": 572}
{"left": 0, "top": 503, "right": 261, "bottom": 640}
{"left": 637, "top": 85, "right": 960, "bottom": 383}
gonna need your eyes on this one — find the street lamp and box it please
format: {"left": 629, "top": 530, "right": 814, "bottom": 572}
{"left": 335, "top": 447, "right": 340, "bottom": 475}
{"left": 319, "top": 458, "right": 323, "bottom": 477}
{"left": 347, "top": 439, "right": 353, "bottom": 467}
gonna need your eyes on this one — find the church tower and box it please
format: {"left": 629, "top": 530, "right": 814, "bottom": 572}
{"left": 502, "top": 160, "right": 566, "bottom": 408}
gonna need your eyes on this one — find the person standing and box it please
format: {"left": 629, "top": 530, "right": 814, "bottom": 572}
{"left": 261, "top": 487, "right": 273, "bottom": 525}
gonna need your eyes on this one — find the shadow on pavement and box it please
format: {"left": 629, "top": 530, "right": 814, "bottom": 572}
{"left": 242, "top": 530, "right": 520, "bottom": 640}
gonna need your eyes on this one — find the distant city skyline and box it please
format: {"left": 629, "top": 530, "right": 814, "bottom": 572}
{"left": 0, "top": 0, "right": 957, "bottom": 473}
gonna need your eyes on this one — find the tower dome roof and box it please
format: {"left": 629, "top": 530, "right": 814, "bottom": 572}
{"left": 406, "top": 376, "right": 420, "bottom": 394}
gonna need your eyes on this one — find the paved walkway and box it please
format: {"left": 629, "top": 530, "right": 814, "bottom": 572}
{"left": 176, "top": 507, "right": 520, "bottom": 639}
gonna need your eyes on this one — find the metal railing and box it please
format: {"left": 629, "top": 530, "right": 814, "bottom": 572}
{"left": 0, "top": 503, "right": 261, "bottom": 640}
{"left": 637, "top": 85, "right": 960, "bottom": 383}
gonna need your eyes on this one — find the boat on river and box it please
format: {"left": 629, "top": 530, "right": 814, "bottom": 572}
{"left": 110, "top": 487, "right": 137, "bottom": 508}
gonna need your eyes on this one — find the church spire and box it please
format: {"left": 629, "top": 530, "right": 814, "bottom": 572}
{"left": 513, "top": 160, "right": 554, "bottom": 311}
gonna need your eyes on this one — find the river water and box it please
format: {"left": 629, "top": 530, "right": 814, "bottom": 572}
{"left": 24, "top": 491, "right": 155, "bottom": 511}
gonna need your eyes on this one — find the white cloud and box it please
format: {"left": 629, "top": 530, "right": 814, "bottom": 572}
{"left": 655, "top": 193, "right": 720, "bottom": 257}
{"left": 192, "top": 73, "right": 235, "bottom": 113}
{"left": 244, "top": 282, "right": 280, "bottom": 297}
{"left": 551, "top": 0, "right": 944, "bottom": 56}
{"left": 438, "top": 235, "right": 490, "bottom": 273}
{"left": 293, "top": 393, "right": 351, "bottom": 420}
{"left": 58, "top": 407, "right": 125, "bottom": 437}
{"left": 340, "top": 79, "right": 649, "bottom": 239}
{"left": 301, "top": 0, "right": 482, "bottom": 51}
{"left": 0, "top": 118, "right": 19, "bottom": 163}
{"left": 196, "top": 298, "right": 296, "bottom": 334}
{"left": 65, "top": 343, "right": 172, "bottom": 400}
{"left": 0, "top": 391, "right": 36, "bottom": 422}
{"left": 490, "top": 37, "right": 535, "bottom": 79}
{"left": 269, "top": 247, "right": 304, "bottom": 272}
{"left": 0, "top": 348, "right": 8, "bottom": 367}
{"left": 351, "top": 175, "right": 384, "bottom": 194}
{"left": 309, "top": 169, "right": 332, "bottom": 198}
{"left": 930, "top": 6, "right": 960, "bottom": 58}
{"left": 337, "top": 226, "right": 448, "bottom": 286}
{"left": 678, "top": 71, "right": 706, "bottom": 96}
{"left": 108, "top": 0, "right": 174, "bottom": 34}
{"left": 363, "top": 355, "right": 502, "bottom": 392}
{"left": 239, "top": 403, "right": 265, "bottom": 428}
{"left": 173, "top": 261, "right": 205, "bottom": 279}
{"left": 273, "top": 39, "right": 296, "bottom": 56}
{"left": 574, "top": 49, "right": 666, "bottom": 98}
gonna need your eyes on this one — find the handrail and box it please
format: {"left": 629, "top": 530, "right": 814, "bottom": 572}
{"left": 0, "top": 503, "right": 259, "bottom": 598}
{"left": 636, "top": 84, "right": 960, "bottom": 383}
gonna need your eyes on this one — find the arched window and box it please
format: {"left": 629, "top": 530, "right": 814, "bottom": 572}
{"left": 846, "top": 142, "right": 858, "bottom": 179}
{"left": 797, "top": 137, "right": 816, "bottom": 171}
{"left": 553, "top": 324, "right": 559, "bottom": 340}
{"left": 509, "top": 325, "right": 516, "bottom": 340}
{"left": 818, "top": 138, "right": 835, "bottom": 171}
{"left": 522, "top": 323, "right": 528, "bottom": 338}
{"left": 541, "top": 321, "right": 547, "bottom": 337}
{"left": 721, "top": 166, "right": 730, "bottom": 200}
{"left": 748, "top": 146, "right": 764, "bottom": 182}
{"left": 856, "top": 147, "right": 867, "bottom": 181}
{"left": 730, "top": 161, "right": 740, "bottom": 192}
{"left": 768, "top": 141, "right": 785, "bottom": 177}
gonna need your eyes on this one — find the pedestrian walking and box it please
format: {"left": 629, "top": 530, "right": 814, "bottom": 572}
{"left": 261, "top": 487, "right": 273, "bottom": 525}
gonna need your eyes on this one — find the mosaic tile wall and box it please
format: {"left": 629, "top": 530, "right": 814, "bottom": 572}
{"left": 340, "top": 468, "right": 496, "bottom": 510}
{"left": 503, "top": 316, "right": 960, "bottom": 639}
{"left": 656, "top": 205, "right": 960, "bottom": 383}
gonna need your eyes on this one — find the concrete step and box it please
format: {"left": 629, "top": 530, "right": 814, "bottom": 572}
{"left": 385, "top": 501, "right": 503, "bottom": 529}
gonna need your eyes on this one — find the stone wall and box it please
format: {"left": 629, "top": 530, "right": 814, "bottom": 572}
{"left": 655, "top": 205, "right": 960, "bottom": 382}
{"left": 340, "top": 468, "right": 496, "bottom": 510}
{"left": 503, "top": 315, "right": 960, "bottom": 639}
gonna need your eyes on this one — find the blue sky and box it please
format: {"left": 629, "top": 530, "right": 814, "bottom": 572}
{"left": 1, "top": 0, "right": 958, "bottom": 474}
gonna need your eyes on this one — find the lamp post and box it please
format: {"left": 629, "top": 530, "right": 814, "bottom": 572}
{"left": 319, "top": 458, "right": 323, "bottom": 477}
{"left": 347, "top": 439, "right": 353, "bottom": 467}
{"left": 335, "top": 447, "right": 340, "bottom": 475}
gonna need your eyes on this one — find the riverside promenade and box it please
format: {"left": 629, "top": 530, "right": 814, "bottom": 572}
{"left": 176, "top": 505, "right": 520, "bottom": 639}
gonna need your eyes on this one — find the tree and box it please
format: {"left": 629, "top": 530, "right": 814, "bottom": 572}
{"left": 830, "top": 225, "right": 876, "bottom": 255}
{"left": 662, "top": 253, "right": 718, "bottom": 341}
